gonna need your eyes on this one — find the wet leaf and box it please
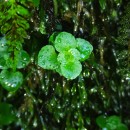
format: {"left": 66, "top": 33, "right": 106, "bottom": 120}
{"left": 0, "top": 103, "right": 16, "bottom": 125}
{"left": 0, "top": 70, "right": 23, "bottom": 92}
{"left": 60, "top": 60, "right": 82, "bottom": 79}
{"left": 16, "top": 50, "right": 30, "bottom": 69}
{"left": 54, "top": 32, "right": 77, "bottom": 52}
{"left": 76, "top": 38, "right": 93, "bottom": 61}
{"left": 38, "top": 45, "right": 59, "bottom": 70}
{"left": 57, "top": 48, "right": 80, "bottom": 64}
{"left": 96, "top": 115, "right": 107, "bottom": 128}
{"left": 106, "top": 116, "right": 121, "bottom": 130}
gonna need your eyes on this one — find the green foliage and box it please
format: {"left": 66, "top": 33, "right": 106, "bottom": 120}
{"left": 96, "top": 115, "right": 128, "bottom": 130}
{"left": 0, "top": 0, "right": 129, "bottom": 130}
{"left": 0, "top": 0, "right": 32, "bottom": 92}
{"left": 38, "top": 45, "right": 59, "bottom": 70}
{"left": 0, "top": 70, "right": 23, "bottom": 92}
{"left": 16, "top": 50, "right": 30, "bottom": 69}
{"left": 54, "top": 32, "right": 77, "bottom": 52}
{"left": 76, "top": 38, "right": 93, "bottom": 61}
{"left": 38, "top": 32, "right": 93, "bottom": 79}
{"left": 0, "top": 103, "right": 16, "bottom": 125}
{"left": 0, "top": 0, "right": 31, "bottom": 44}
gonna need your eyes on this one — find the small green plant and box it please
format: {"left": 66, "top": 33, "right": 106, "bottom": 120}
{"left": 96, "top": 115, "right": 128, "bottom": 130}
{"left": 0, "top": 36, "right": 30, "bottom": 92}
{"left": 38, "top": 32, "right": 93, "bottom": 79}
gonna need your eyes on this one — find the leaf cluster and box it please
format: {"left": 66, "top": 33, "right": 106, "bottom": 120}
{"left": 38, "top": 32, "right": 93, "bottom": 79}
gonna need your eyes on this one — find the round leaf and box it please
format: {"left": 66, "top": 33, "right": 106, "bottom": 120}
{"left": 96, "top": 115, "right": 107, "bottom": 128}
{"left": 0, "top": 70, "right": 23, "bottom": 92}
{"left": 38, "top": 45, "right": 59, "bottom": 70}
{"left": 54, "top": 32, "right": 77, "bottom": 52}
{"left": 106, "top": 116, "right": 121, "bottom": 130}
{"left": 17, "top": 50, "right": 30, "bottom": 69}
{"left": 60, "top": 60, "right": 82, "bottom": 79}
{"left": 57, "top": 48, "right": 80, "bottom": 64}
{"left": 0, "top": 103, "right": 16, "bottom": 125}
{"left": 76, "top": 38, "right": 93, "bottom": 61}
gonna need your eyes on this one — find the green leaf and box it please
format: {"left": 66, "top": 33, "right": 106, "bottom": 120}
{"left": 76, "top": 38, "right": 93, "bottom": 61}
{"left": 117, "top": 123, "right": 128, "bottom": 130}
{"left": 17, "top": 5, "right": 30, "bottom": 17}
{"left": 38, "top": 45, "right": 59, "bottom": 70}
{"left": 54, "top": 32, "right": 77, "bottom": 52}
{"left": 60, "top": 60, "right": 82, "bottom": 79}
{"left": 0, "top": 70, "right": 23, "bottom": 92}
{"left": 106, "top": 116, "right": 121, "bottom": 130}
{"left": 96, "top": 115, "right": 107, "bottom": 128}
{"left": 16, "top": 50, "right": 30, "bottom": 69}
{"left": 57, "top": 48, "right": 80, "bottom": 64}
{"left": 0, "top": 103, "right": 16, "bottom": 125}
{"left": 99, "top": 0, "right": 106, "bottom": 10}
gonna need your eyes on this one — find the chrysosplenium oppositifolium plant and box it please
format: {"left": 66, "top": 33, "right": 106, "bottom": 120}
{"left": 38, "top": 32, "right": 93, "bottom": 79}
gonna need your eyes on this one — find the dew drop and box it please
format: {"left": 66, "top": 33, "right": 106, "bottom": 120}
{"left": 5, "top": 81, "right": 8, "bottom": 85}
{"left": 22, "top": 63, "right": 25, "bottom": 66}
{"left": 23, "top": 58, "right": 27, "bottom": 61}
{"left": 7, "top": 83, "right": 11, "bottom": 87}
{"left": 33, "top": 119, "right": 37, "bottom": 127}
{"left": 58, "top": 38, "right": 61, "bottom": 43}
{"left": 11, "top": 84, "right": 16, "bottom": 88}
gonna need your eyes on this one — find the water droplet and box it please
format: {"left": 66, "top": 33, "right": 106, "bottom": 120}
{"left": 59, "top": 113, "right": 64, "bottom": 118}
{"left": 11, "top": 84, "right": 16, "bottom": 88}
{"left": 58, "top": 38, "right": 61, "bottom": 43}
{"left": 22, "top": 63, "right": 25, "bottom": 66}
{"left": 7, "top": 83, "right": 11, "bottom": 87}
{"left": 1, "top": 44, "right": 4, "bottom": 47}
{"left": 23, "top": 58, "right": 27, "bottom": 61}
{"left": 33, "top": 119, "right": 37, "bottom": 127}
{"left": 1, "top": 76, "right": 4, "bottom": 79}
{"left": 5, "top": 81, "right": 8, "bottom": 85}
{"left": 77, "top": 103, "right": 80, "bottom": 108}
